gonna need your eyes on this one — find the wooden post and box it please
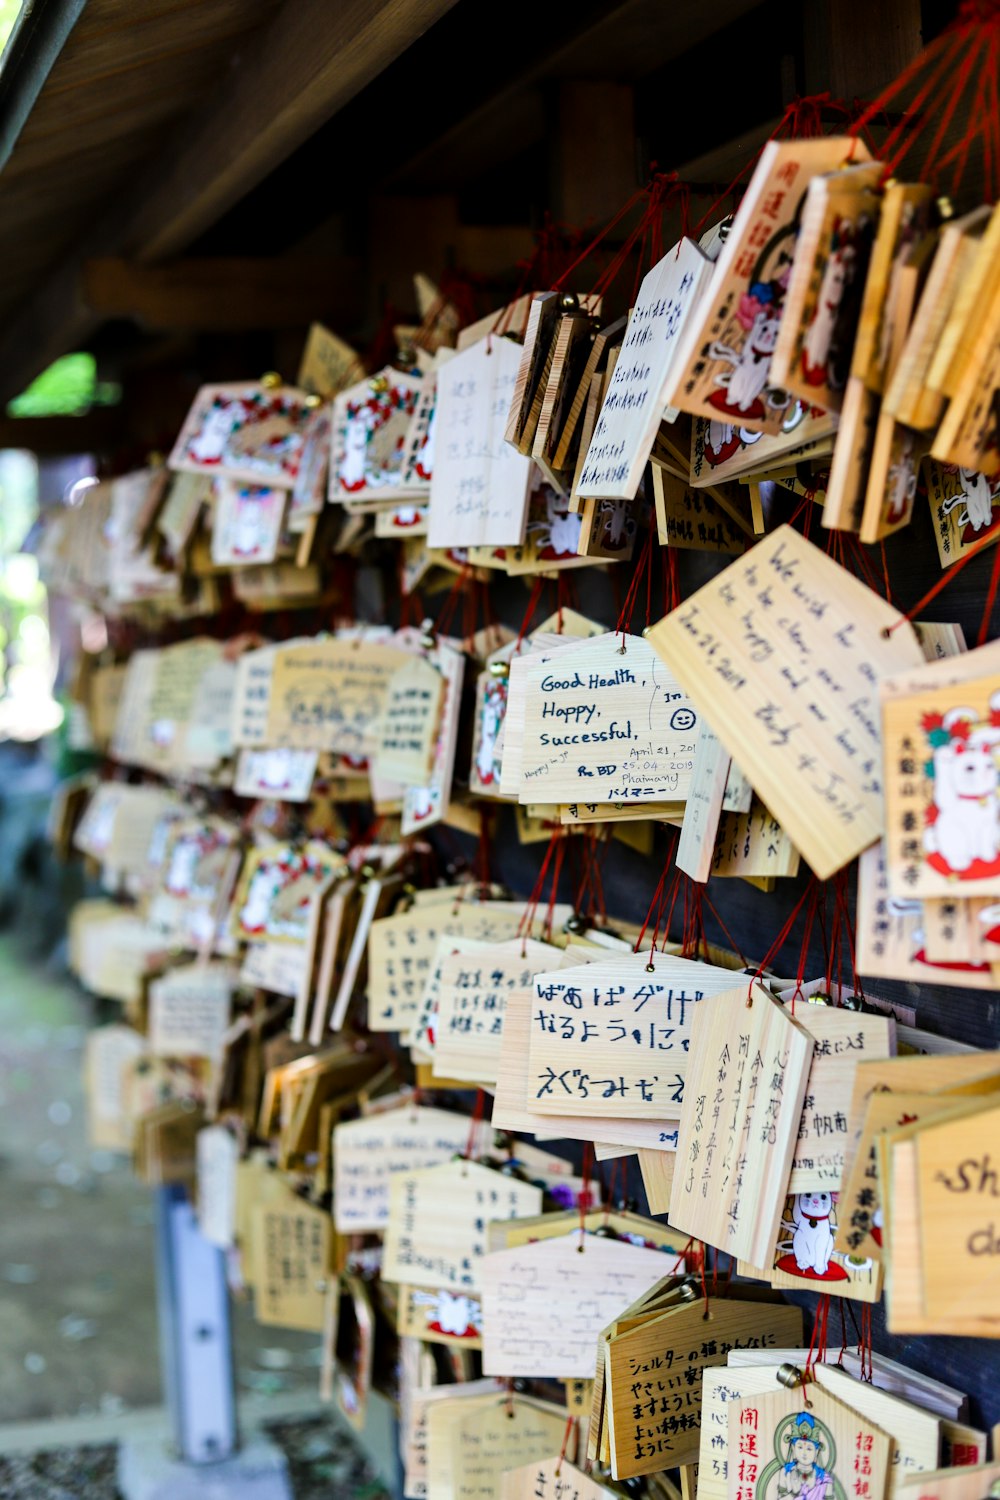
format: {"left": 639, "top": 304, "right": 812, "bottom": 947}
{"left": 551, "top": 81, "right": 637, "bottom": 228}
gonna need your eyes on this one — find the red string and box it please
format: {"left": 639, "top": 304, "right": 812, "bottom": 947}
{"left": 859, "top": 1304, "right": 874, "bottom": 1382}
{"left": 615, "top": 524, "right": 656, "bottom": 641}
{"left": 887, "top": 522, "right": 1000, "bottom": 631}
{"left": 514, "top": 576, "right": 547, "bottom": 649}
{"left": 434, "top": 562, "right": 471, "bottom": 638}
{"left": 633, "top": 834, "right": 680, "bottom": 960}
{"left": 978, "top": 536, "right": 1000, "bottom": 646}
{"left": 518, "top": 828, "right": 563, "bottom": 947}
{"left": 701, "top": 888, "right": 749, "bottom": 967}
{"left": 670, "top": 1236, "right": 696, "bottom": 1274}
{"left": 578, "top": 1143, "right": 594, "bottom": 1238}
{"left": 555, "top": 1415, "right": 577, "bottom": 1476}
{"left": 849, "top": 5, "right": 1000, "bottom": 199}
{"left": 464, "top": 1088, "right": 486, "bottom": 1160}
{"left": 749, "top": 878, "right": 820, "bottom": 1002}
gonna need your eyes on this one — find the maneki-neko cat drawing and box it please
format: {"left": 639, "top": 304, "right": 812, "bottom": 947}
{"left": 921, "top": 696, "right": 1000, "bottom": 879}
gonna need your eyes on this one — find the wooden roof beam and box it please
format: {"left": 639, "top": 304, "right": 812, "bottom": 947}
{"left": 81, "top": 256, "right": 365, "bottom": 331}
{"left": 121, "top": 0, "right": 462, "bottom": 264}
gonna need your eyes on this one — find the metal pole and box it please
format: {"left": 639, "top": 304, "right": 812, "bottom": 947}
{"left": 154, "top": 1183, "right": 237, "bottom": 1464}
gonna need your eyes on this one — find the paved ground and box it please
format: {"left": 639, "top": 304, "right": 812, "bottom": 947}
{"left": 0, "top": 932, "right": 389, "bottom": 1495}
{"left": 0, "top": 935, "right": 323, "bottom": 1422}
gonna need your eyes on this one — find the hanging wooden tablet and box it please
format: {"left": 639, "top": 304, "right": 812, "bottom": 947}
{"left": 575, "top": 493, "right": 640, "bottom": 560}
{"left": 903, "top": 1467, "right": 1000, "bottom": 1500}
{"left": 742, "top": 1188, "right": 883, "bottom": 1302}
{"left": 710, "top": 797, "right": 801, "bottom": 882}
{"left": 677, "top": 720, "right": 731, "bottom": 882}
{"left": 297, "top": 322, "right": 365, "bottom": 399}
{"left": 436, "top": 1396, "right": 569, "bottom": 1500}
{"left": 576, "top": 240, "right": 714, "bottom": 500}
{"left": 884, "top": 207, "right": 991, "bottom": 430}
{"left": 656, "top": 471, "right": 748, "bottom": 554}
{"left": 433, "top": 937, "right": 559, "bottom": 1085}
{"left": 888, "top": 1129, "right": 1000, "bottom": 1338}
{"left": 500, "top": 631, "right": 606, "bottom": 796}
{"left": 250, "top": 1191, "right": 334, "bottom": 1331}
{"left": 606, "top": 1292, "right": 804, "bottom": 1477}
{"left": 857, "top": 416, "right": 927, "bottom": 543}
{"left": 783, "top": 1005, "right": 895, "bottom": 1192}
{"left": 836, "top": 1077, "right": 1000, "bottom": 1264}
{"left": 689, "top": 405, "right": 836, "bottom": 490}
{"left": 923, "top": 457, "right": 1000, "bottom": 570}
{"left": 517, "top": 630, "right": 698, "bottom": 806}
{"left": 664, "top": 138, "right": 867, "bottom": 435}
{"left": 481, "top": 1230, "right": 670, "bottom": 1378}
{"left": 505, "top": 291, "right": 561, "bottom": 451}
{"left": 492, "top": 975, "right": 684, "bottom": 1153}
{"left": 265, "top": 635, "right": 409, "bottom": 755}
{"left": 852, "top": 184, "right": 934, "bottom": 393}
{"left": 528, "top": 952, "right": 739, "bottom": 1119}
{"left": 568, "top": 368, "right": 609, "bottom": 514}
{"left": 533, "top": 308, "right": 601, "bottom": 487}
{"left": 726, "top": 1345, "right": 966, "bottom": 1423}
{"left": 367, "top": 894, "right": 529, "bottom": 1033}
{"left": 427, "top": 336, "right": 532, "bottom": 548}
{"left": 333, "top": 1104, "right": 471, "bottom": 1233}
{"left": 915, "top": 1098, "right": 1000, "bottom": 1327}
{"left": 929, "top": 192, "right": 1000, "bottom": 393}
{"left": 85, "top": 1025, "right": 148, "bottom": 1152}
{"left": 648, "top": 525, "right": 925, "bottom": 880}
{"left": 407, "top": 918, "right": 563, "bottom": 1059}
{"left": 880, "top": 637, "right": 1000, "bottom": 898}
{"left": 401, "top": 640, "right": 464, "bottom": 834}
{"left": 553, "top": 314, "right": 627, "bottom": 471}
{"left": 939, "top": 1427, "right": 989, "bottom": 1467}
{"left": 855, "top": 840, "right": 999, "bottom": 989}
{"left": 382, "top": 1159, "right": 543, "bottom": 1294}
{"left": 589, "top": 1278, "right": 690, "bottom": 1465}
{"left": 329, "top": 369, "right": 423, "bottom": 505}
{"left": 286, "top": 402, "right": 331, "bottom": 531}
{"left": 500, "top": 1456, "right": 613, "bottom": 1500}
{"left": 930, "top": 264, "right": 1000, "bottom": 472}
{"left": 728, "top": 1376, "right": 892, "bottom": 1500}
{"left": 470, "top": 649, "right": 515, "bottom": 799}
{"left": 769, "top": 163, "right": 882, "bottom": 412}
{"left": 761, "top": 1362, "right": 940, "bottom": 1498}
{"left": 702, "top": 1365, "right": 788, "bottom": 1500}
{"left": 233, "top": 747, "right": 317, "bottom": 801}
{"left": 669, "top": 982, "right": 814, "bottom": 1263}
{"left": 501, "top": 479, "right": 591, "bottom": 571}
{"left": 147, "top": 960, "right": 235, "bottom": 1060}
{"left": 405, "top": 1382, "right": 500, "bottom": 1500}
{"left": 230, "top": 841, "right": 343, "bottom": 946}
{"left": 374, "top": 654, "right": 444, "bottom": 787}
{"left": 400, "top": 365, "right": 442, "bottom": 490}
{"left": 169, "top": 382, "right": 312, "bottom": 488}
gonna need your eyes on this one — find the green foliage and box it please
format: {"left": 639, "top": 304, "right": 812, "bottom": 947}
{"left": 0, "top": 0, "right": 24, "bottom": 59}
{"left": 7, "top": 353, "right": 121, "bottom": 418}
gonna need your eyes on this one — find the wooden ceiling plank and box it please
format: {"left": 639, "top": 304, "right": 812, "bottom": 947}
{"left": 81, "top": 256, "right": 365, "bottom": 330}
{"left": 121, "top": 0, "right": 463, "bottom": 263}
{"left": 43, "top": 0, "right": 279, "bottom": 96}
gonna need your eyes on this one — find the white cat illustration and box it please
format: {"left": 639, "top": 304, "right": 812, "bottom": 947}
{"left": 791, "top": 1191, "right": 835, "bottom": 1275}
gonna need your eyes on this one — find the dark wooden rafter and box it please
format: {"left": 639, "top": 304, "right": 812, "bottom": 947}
{"left": 0, "top": 0, "right": 462, "bottom": 402}
{"left": 81, "top": 257, "right": 365, "bottom": 331}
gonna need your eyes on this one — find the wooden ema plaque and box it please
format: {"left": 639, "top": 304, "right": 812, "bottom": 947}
{"left": 649, "top": 525, "right": 924, "bottom": 879}
{"left": 669, "top": 982, "right": 814, "bottom": 1266}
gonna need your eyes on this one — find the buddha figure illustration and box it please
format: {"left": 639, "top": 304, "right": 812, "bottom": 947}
{"left": 759, "top": 1410, "right": 844, "bottom": 1500}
